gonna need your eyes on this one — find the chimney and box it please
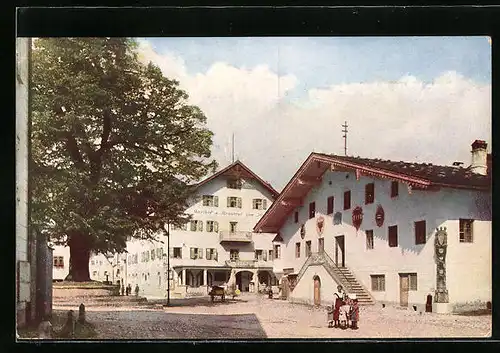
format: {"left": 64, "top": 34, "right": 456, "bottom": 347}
{"left": 470, "top": 140, "right": 488, "bottom": 175}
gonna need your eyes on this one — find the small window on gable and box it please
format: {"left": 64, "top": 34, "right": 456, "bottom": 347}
{"left": 295, "top": 243, "right": 301, "bottom": 258}
{"left": 294, "top": 211, "right": 299, "bottom": 223}
{"left": 309, "top": 202, "right": 315, "bottom": 219}
{"left": 327, "top": 196, "right": 334, "bottom": 215}
{"left": 459, "top": 219, "right": 474, "bottom": 243}
{"left": 391, "top": 181, "right": 399, "bottom": 198}
{"left": 414, "top": 220, "right": 426, "bottom": 245}
{"left": 344, "top": 190, "right": 351, "bottom": 210}
{"left": 365, "top": 183, "right": 375, "bottom": 204}
{"left": 227, "top": 179, "right": 242, "bottom": 189}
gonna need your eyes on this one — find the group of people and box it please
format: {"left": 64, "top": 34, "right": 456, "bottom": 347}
{"left": 328, "top": 285, "right": 359, "bottom": 330}
{"left": 120, "top": 283, "right": 140, "bottom": 296}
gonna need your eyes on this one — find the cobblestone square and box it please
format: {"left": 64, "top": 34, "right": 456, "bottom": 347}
{"left": 52, "top": 293, "right": 491, "bottom": 339}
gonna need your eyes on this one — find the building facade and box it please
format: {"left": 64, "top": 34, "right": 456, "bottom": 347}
{"left": 254, "top": 141, "right": 491, "bottom": 313}
{"left": 124, "top": 161, "right": 279, "bottom": 298}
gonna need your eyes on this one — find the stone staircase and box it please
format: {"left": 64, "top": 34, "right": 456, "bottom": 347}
{"left": 294, "top": 252, "right": 375, "bottom": 306}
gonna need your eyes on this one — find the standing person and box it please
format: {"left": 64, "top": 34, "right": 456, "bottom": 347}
{"left": 350, "top": 298, "right": 359, "bottom": 330}
{"left": 121, "top": 284, "right": 125, "bottom": 296}
{"left": 333, "top": 285, "right": 345, "bottom": 328}
{"left": 134, "top": 284, "right": 140, "bottom": 296}
{"left": 126, "top": 284, "right": 131, "bottom": 296}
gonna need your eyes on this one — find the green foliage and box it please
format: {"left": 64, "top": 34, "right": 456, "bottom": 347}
{"left": 31, "top": 38, "right": 217, "bottom": 254}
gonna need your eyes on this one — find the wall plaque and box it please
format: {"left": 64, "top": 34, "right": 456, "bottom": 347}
{"left": 316, "top": 215, "right": 325, "bottom": 235}
{"left": 375, "top": 205, "right": 385, "bottom": 227}
{"left": 352, "top": 206, "right": 363, "bottom": 230}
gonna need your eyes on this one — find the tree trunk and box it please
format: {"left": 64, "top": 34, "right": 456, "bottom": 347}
{"left": 65, "top": 232, "right": 91, "bottom": 282}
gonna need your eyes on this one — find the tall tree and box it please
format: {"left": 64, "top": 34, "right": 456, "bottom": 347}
{"left": 31, "top": 38, "right": 217, "bottom": 281}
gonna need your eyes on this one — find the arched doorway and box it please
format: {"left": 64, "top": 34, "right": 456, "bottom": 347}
{"left": 313, "top": 275, "right": 321, "bottom": 306}
{"left": 235, "top": 271, "right": 253, "bottom": 292}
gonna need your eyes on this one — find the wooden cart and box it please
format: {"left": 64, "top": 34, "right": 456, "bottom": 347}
{"left": 209, "top": 286, "right": 225, "bottom": 302}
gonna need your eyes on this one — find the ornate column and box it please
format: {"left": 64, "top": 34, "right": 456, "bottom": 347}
{"left": 203, "top": 269, "right": 207, "bottom": 287}
{"left": 434, "top": 227, "right": 449, "bottom": 303}
{"left": 182, "top": 269, "right": 186, "bottom": 285}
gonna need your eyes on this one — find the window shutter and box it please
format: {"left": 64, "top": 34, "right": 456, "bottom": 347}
{"left": 190, "top": 248, "right": 195, "bottom": 259}
{"left": 198, "top": 248, "right": 203, "bottom": 259}
{"left": 214, "top": 196, "right": 219, "bottom": 207}
{"left": 263, "top": 199, "right": 267, "bottom": 209}
{"left": 190, "top": 221, "right": 196, "bottom": 231}
{"left": 206, "top": 248, "right": 210, "bottom": 260}
{"left": 169, "top": 248, "right": 174, "bottom": 258}
{"left": 215, "top": 250, "right": 218, "bottom": 261}
{"left": 198, "top": 220, "right": 203, "bottom": 231}
{"left": 227, "top": 197, "right": 231, "bottom": 207}
{"left": 237, "top": 197, "right": 242, "bottom": 208}
{"left": 252, "top": 199, "right": 256, "bottom": 209}
{"left": 214, "top": 221, "right": 219, "bottom": 232}
{"left": 254, "top": 251, "right": 258, "bottom": 260}
{"left": 263, "top": 251, "right": 267, "bottom": 261}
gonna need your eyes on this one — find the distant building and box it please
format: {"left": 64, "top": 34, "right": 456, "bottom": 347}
{"left": 254, "top": 140, "right": 491, "bottom": 313}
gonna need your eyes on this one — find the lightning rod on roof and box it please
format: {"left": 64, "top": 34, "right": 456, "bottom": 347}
{"left": 342, "top": 121, "right": 348, "bottom": 156}
{"left": 232, "top": 133, "right": 235, "bottom": 163}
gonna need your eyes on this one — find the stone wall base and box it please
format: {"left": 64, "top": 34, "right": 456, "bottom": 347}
{"left": 433, "top": 302, "right": 451, "bottom": 314}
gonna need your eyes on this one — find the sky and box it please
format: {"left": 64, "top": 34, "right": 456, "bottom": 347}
{"left": 137, "top": 36, "right": 491, "bottom": 191}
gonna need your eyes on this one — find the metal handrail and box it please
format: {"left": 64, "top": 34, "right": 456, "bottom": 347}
{"left": 320, "top": 251, "right": 354, "bottom": 292}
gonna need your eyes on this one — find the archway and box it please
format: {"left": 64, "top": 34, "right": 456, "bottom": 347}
{"left": 235, "top": 271, "right": 253, "bottom": 292}
{"left": 313, "top": 275, "right": 321, "bottom": 306}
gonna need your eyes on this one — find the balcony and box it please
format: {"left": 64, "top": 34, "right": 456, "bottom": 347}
{"left": 219, "top": 230, "right": 253, "bottom": 243}
{"left": 225, "top": 259, "right": 271, "bottom": 268}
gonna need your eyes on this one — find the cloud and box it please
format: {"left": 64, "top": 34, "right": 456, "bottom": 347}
{"left": 137, "top": 40, "right": 491, "bottom": 191}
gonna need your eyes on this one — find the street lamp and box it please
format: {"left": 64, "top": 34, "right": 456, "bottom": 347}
{"left": 163, "top": 221, "right": 171, "bottom": 307}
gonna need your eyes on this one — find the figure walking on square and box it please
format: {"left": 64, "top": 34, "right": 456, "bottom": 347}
{"left": 126, "top": 284, "right": 131, "bottom": 296}
{"left": 134, "top": 284, "right": 140, "bottom": 296}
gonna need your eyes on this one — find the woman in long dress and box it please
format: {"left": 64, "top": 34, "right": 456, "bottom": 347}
{"left": 333, "top": 285, "right": 345, "bottom": 328}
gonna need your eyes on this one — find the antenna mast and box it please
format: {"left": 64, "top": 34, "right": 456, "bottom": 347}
{"left": 342, "top": 121, "right": 348, "bottom": 156}
{"left": 232, "top": 133, "right": 235, "bottom": 163}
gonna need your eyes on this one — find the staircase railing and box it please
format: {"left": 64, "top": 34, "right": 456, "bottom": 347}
{"left": 295, "top": 253, "right": 316, "bottom": 286}
{"left": 320, "top": 251, "right": 354, "bottom": 291}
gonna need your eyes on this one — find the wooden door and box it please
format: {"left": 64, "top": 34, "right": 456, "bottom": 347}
{"left": 335, "top": 236, "right": 345, "bottom": 267}
{"left": 313, "top": 277, "right": 321, "bottom": 306}
{"left": 400, "top": 274, "right": 409, "bottom": 307}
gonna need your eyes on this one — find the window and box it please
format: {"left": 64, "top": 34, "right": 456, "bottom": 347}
{"left": 206, "top": 248, "right": 218, "bottom": 260}
{"left": 190, "top": 248, "right": 204, "bottom": 260}
{"left": 173, "top": 247, "right": 182, "bottom": 259}
{"left": 391, "top": 181, "right": 399, "bottom": 198}
{"left": 229, "top": 222, "right": 238, "bottom": 233}
{"left": 227, "top": 196, "right": 242, "bottom": 208}
{"left": 459, "top": 219, "right": 474, "bottom": 243}
{"left": 366, "top": 230, "right": 374, "bottom": 250}
{"left": 294, "top": 211, "right": 299, "bottom": 223}
{"left": 253, "top": 198, "right": 268, "bottom": 210}
{"left": 227, "top": 179, "right": 242, "bottom": 189}
{"left": 318, "top": 238, "right": 324, "bottom": 253}
{"left": 151, "top": 249, "right": 155, "bottom": 261}
{"left": 295, "top": 243, "right": 301, "bottom": 258}
{"left": 414, "top": 220, "right": 426, "bottom": 245}
{"left": 53, "top": 256, "right": 64, "bottom": 268}
{"left": 305, "top": 241, "right": 312, "bottom": 257}
{"left": 274, "top": 245, "right": 281, "bottom": 259}
{"left": 156, "top": 248, "right": 163, "bottom": 258}
{"left": 206, "top": 220, "right": 219, "bottom": 232}
{"left": 309, "top": 202, "right": 316, "bottom": 219}
{"left": 269, "top": 250, "right": 274, "bottom": 261}
{"left": 202, "top": 195, "right": 219, "bottom": 207}
{"left": 173, "top": 223, "right": 188, "bottom": 231}
{"left": 365, "top": 183, "right": 375, "bottom": 204}
{"left": 255, "top": 249, "right": 264, "bottom": 261}
{"left": 230, "top": 249, "right": 240, "bottom": 261}
{"left": 92, "top": 271, "right": 97, "bottom": 276}
{"left": 327, "top": 196, "right": 334, "bottom": 215}
{"left": 190, "top": 220, "right": 203, "bottom": 232}
{"left": 90, "top": 260, "right": 95, "bottom": 266}
{"left": 344, "top": 190, "right": 351, "bottom": 210}
{"left": 388, "top": 225, "right": 398, "bottom": 247}
{"left": 263, "top": 251, "right": 268, "bottom": 261}
{"left": 145, "top": 251, "right": 150, "bottom": 262}
{"left": 371, "top": 275, "right": 385, "bottom": 291}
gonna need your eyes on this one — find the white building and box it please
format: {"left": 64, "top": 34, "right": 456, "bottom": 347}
{"left": 78, "top": 161, "right": 278, "bottom": 298}
{"left": 254, "top": 141, "right": 491, "bottom": 314}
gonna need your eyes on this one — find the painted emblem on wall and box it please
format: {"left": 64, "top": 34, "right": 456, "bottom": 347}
{"left": 316, "top": 215, "right": 325, "bottom": 235}
{"left": 333, "top": 212, "right": 342, "bottom": 225}
{"left": 352, "top": 206, "right": 363, "bottom": 230}
{"left": 300, "top": 224, "right": 305, "bottom": 239}
{"left": 375, "top": 205, "right": 385, "bottom": 227}
{"left": 434, "top": 227, "right": 449, "bottom": 303}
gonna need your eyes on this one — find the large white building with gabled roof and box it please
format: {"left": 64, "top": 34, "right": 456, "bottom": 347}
{"left": 254, "top": 140, "right": 491, "bottom": 313}
{"left": 86, "top": 160, "right": 280, "bottom": 298}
